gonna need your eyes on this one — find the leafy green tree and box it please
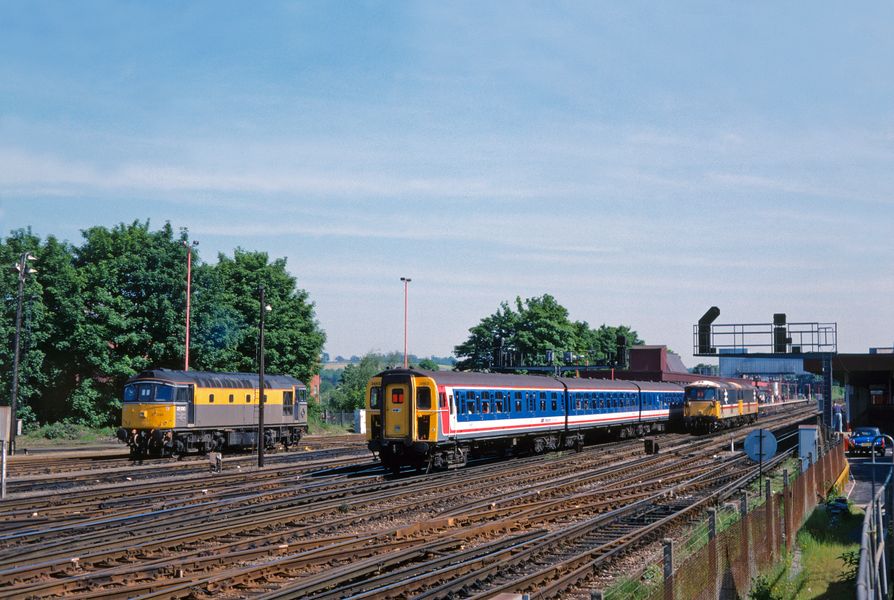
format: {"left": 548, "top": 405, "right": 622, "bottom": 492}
{"left": 72, "top": 220, "right": 187, "bottom": 424}
{"left": 454, "top": 294, "right": 643, "bottom": 370}
{"left": 0, "top": 228, "right": 48, "bottom": 428}
{"left": 513, "top": 295, "right": 575, "bottom": 364}
{"left": 329, "top": 353, "right": 384, "bottom": 411}
{"left": 0, "top": 221, "right": 327, "bottom": 428}
{"left": 454, "top": 301, "right": 519, "bottom": 370}
{"left": 417, "top": 358, "right": 440, "bottom": 371}
{"left": 200, "top": 248, "right": 325, "bottom": 385}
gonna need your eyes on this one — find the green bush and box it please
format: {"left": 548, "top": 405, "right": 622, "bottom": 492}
{"left": 35, "top": 422, "right": 84, "bottom": 440}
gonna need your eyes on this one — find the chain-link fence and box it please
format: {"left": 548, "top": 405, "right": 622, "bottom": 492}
{"left": 600, "top": 442, "right": 847, "bottom": 599}
{"left": 856, "top": 454, "right": 894, "bottom": 599}
{"left": 320, "top": 411, "right": 355, "bottom": 428}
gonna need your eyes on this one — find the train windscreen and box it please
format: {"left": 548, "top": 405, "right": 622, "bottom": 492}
{"left": 685, "top": 387, "right": 716, "bottom": 401}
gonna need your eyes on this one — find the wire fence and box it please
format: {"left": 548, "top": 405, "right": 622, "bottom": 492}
{"left": 856, "top": 457, "right": 894, "bottom": 599}
{"left": 599, "top": 441, "right": 847, "bottom": 599}
{"left": 320, "top": 411, "right": 355, "bottom": 428}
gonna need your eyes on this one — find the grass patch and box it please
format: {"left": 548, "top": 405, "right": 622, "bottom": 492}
{"left": 757, "top": 501, "right": 862, "bottom": 599}
{"left": 605, "top": 564, "right": 662, "bottom": 599}
{"left": 18, "top": 423, "right": 118, "bottom": 447}
{"left": 307, "top": 415, "right": 353, "bottom": 435}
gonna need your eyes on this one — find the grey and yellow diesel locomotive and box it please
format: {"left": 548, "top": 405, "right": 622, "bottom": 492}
{"left": 117, "top": 369, "right": 308, "bottom": 457}
{"left": 682, "top": 379, "right": 758, "bottom": 432}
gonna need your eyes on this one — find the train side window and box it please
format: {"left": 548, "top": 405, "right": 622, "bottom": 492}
{"left": 551, "top": 392, "right": 558, "bottom": 412}
{"left": 439, "top": 392, "right": 447, "bottom": 409}
{"left": 246, "top": 394, "right": 251, "bottom": 403}
{"left": 229, "top": 394, "right": 234, "bottom": 404}
{"left": 369, "top": 387, "right": 381, "bottom": 409}
{"left": 515, "top": 399, "right": 522, "bottom": 412}
{"left": 496, "top": 391, "right": 503, "bottom": 400}
{"left": 481, "top": 401, "right": 490, "bottom": 414}
{"left": 417, "top": 387, "right": 432, "bottom": 410}
{"left": 527, "top": 393, "right": 534, "bottom": 412}
{"left": 495, "top": 399, "right": 503, "bottom": 412}
{"left": 209, "top": 394, "right": 215, "bottom": 404}
{"left": 539, "top": 392, "right": 546, "bottom": 411}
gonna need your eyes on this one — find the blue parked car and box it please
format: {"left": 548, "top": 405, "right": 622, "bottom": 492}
{"left": 848, "top": 426, "right": 886, "bottom": 457}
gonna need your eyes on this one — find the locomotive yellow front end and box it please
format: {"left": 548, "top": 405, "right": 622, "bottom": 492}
{"left": 366, "top": 369, "right": 441, "bottom": 473}
{"left": 121, "top": 403, "right": 177, "bottom": 430}
{"left": 117, "top": 374, "right": 192, "bottom": 457}
{"left": 683, "top": 381, "right": 722, "bottom": 432}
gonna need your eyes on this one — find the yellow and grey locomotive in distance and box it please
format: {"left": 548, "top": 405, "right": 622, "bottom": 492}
{"left": 117, "top": 369, "right": 308, "bottom": 457}
{"left": 682, "top": 379, "right": 758, "bottom": 432}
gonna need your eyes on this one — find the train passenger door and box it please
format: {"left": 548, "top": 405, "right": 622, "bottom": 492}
{"left": 384, "top": 382, "right": 410, "bottom": 438}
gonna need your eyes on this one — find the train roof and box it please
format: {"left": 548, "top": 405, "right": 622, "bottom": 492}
{"left": 375, "top": 369, "right": 683, "bottom": 392}
{"left": 685, "top": 379, "right": 755, "bottom": 390}
{"left": 127, "top": 368, "right": 305, "bottom": 389}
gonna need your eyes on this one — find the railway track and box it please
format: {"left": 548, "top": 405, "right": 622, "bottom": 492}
{"left": 0, "top": 406, "right": 818, "bottom": 599}
{"left": 6, "top": 434, "right": 366, "bottom": 478}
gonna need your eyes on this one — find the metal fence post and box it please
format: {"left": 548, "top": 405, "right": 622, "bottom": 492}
{"left": 808, "top": 452, "right": 815, "bottom": 511}
{"left": 663, "top": 538, "right": 674, "bottom": 600}
{"left": 782, "top": 469, "right": 791, "bottom": 551}
{"left": 741, "top": 491, "right": 751, "bottom": 581}
{"left": 765, "top": 477, "right": 775, "bottom": 560}
{"left": 707, "top": 507, "right": 718, "bottom": 599}
{"left": 875, "top": 491, "right": 888, "bottom": 598}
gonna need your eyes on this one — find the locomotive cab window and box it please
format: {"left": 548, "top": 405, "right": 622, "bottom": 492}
{"left": 417, "top": 387, "right": 431, "bottom": 410}
{"left": 369, "top": 387, "right": 381, "bottom": 409}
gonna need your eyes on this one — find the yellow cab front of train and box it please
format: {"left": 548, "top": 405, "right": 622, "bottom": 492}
{"left": 120, "top": 379, "right": 182, "bottom": 430}
{"left": 366, "top": 368, "right": 441, "bottom": 471}
{"left": 683, "top": 380, "right": 722, "bottom": 430}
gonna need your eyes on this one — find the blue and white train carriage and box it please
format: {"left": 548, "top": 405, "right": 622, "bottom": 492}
{"left": 365, "top": 368, "right": 683, "bottom": 472}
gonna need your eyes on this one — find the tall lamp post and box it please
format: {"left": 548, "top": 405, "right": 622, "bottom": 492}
{"left": 182, "top": 240, "right": 198, "bottom": 370}
{"left": 257, "top": 285, "right": 271, "bottom": 468}
{"left": 9, "top": 252, "right": 37, "bottom": 455}
{"left": 400, "top": 277, "right": 411, "bottom": 369}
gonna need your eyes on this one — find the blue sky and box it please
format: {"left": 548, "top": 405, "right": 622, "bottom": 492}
{"left": 2, "top": 2, "right": 893, "bottom": 364}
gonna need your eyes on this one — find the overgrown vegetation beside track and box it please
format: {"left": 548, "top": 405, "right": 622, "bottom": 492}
{"left": 749, "top": 501, "right": 862, "bottom": 600}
